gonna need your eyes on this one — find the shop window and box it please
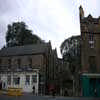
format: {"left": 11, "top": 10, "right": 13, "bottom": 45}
{"left": 32, "top": 75, "right": 37, "bottom": 84}
{"left": 25, "top": 75, "right": 30, "bottom": 85}
{"left": 13, "top": 75, "right": 20, "bottom": 85}
{"left": 89, "top": 78, "right": 96, "bottom": 96}
{"left": 7, "top": 75, "right": 11, "bottom": 85}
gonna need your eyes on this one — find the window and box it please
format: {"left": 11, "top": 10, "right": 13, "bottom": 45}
{"left": 0, "top": 59, "right": 1, "bottom": 64}
{"left": 8, "top": 59, "right": 11, "bottom": 68}
{"left": 97, "top": 79, "right": 100, "bottom": 84}
{"left": 89, "top": 56, "right": 96, "bottom": 73}
{"left": 7, "top": 75, "right": 11, "bottom": 85}
{"left": 29, "top": 58, "right": 32, "bottom": 67}
{"left": 0, "top": 75, "right": 1, "bottom": 81}
{"left": 25, "top": 75, "right": 30, "bottom": 85}
{"left": 89, "top": 40, "right": 94, "bottom": 48}
{"left": 32, "top": 75, "right": 37, "bottom": 84}
{"left": 89, "top": 78, "right": 96, "bottom": 95}
{"left": 17, "top": 59, "right": 21, "bottom": 68}
{"left": 13, "top": 75, "right": 20, "bottom": 85}
{"left": 88, "top": 33, "right": 94, "bottom": 48}
{"left": 0, "top": 59, "right": 2, "bottom": 70}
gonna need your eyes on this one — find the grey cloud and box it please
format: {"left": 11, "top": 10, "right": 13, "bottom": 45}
{"left": 1, "top": 0, "right": 95, "bottom": 57}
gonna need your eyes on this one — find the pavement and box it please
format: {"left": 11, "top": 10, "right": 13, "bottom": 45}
{"left": 0, "top": 93, "right": 100, "bottom": 100}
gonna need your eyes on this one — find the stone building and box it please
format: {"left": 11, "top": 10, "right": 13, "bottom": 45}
{"left": 79, "top": 6, "right": 100, "bottom": 97}
{"left": 0, "top": 42, "right": 57, "bottom": 94}
{"left": 80, "top": 6, "right": 100, "bottom": 73}
{"left": 46, "top": 49, "right": 58, "bottom": 94}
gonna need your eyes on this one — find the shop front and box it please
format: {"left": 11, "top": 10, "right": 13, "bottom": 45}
{"left": 81, "top": 73, "right": 100, "bottom": 97}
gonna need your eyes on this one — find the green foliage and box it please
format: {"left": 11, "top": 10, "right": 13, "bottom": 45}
{"left": 6, "top": 22, "right": 43, "bottom": 47}
{"left": 60, "top": 36, "right": 80, "bottom": 57}
{"left": 60, "top": 35, "right": 81, "bottom": 74}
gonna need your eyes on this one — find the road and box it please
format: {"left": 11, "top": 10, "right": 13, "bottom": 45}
{"left": 0, "top": 94, "right": 99, "bottom": 100}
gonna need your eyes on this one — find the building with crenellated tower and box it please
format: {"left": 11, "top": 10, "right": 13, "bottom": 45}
{"left": 79, "top": 5, "right": 100, "bottom": 97}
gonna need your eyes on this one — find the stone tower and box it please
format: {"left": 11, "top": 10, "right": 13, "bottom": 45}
{"left": 80, "top": 6, "right": 100, "bottom": 73}
{"left": 79, "top": 5, "right": 84, "bottom": 20}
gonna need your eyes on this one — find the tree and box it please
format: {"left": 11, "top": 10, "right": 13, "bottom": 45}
{"left": 60, "top": 35, "right": 81, "bottom": 96}
{"left": 6, "top": 22, "right": 44, "bottom": 47}
{"left": 60, "top": 35, "right": 81, "bottom": 74}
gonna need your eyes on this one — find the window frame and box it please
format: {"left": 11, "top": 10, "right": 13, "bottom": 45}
{"left": 32, "top": 74, "right": 37, "bottom": 84}
{"left": 25, "top": 75, "right": 30, "bottom": 85}
{"left": 88, "top": 33, "right": 94, "bottom": 48}
{"left": 13, "top": 75, "right": 20, "bottom": 85}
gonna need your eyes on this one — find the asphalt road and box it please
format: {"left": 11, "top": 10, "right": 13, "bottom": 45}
{"left": 0, "top": 94, "right": 100, "bottom": 100}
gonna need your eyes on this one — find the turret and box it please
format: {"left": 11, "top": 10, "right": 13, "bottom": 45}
{"left": 79, "top": 5, "right": 84, "bottom": 20}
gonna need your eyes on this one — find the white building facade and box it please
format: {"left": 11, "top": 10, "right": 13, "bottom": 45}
{"left": 0, "top": 70, "right": 39, "bottom": 94}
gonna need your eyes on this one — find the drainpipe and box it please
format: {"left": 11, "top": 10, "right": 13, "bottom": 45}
{"left": 73, "top": 77, "right": 75, "bottom": 96}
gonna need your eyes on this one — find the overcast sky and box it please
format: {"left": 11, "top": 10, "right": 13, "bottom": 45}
{"left": 0, "top": 0, "right": 100, "bottom": 57}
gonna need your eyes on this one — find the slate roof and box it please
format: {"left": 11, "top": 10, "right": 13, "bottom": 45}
{"left": 0, "top": 43, "right": 51, "bottom": 57}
